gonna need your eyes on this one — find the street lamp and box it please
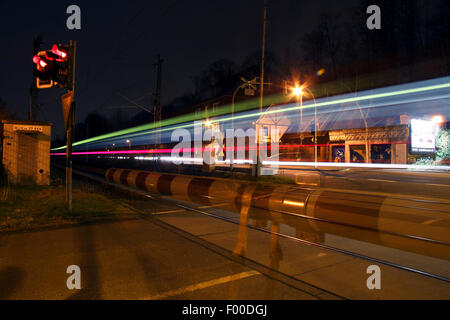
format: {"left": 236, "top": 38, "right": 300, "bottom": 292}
{"left": 291, "top": 84, "right": 319, "bottom": 168}
{"left": 292, "top": 83, "right": 304, "bottom": 160}
{"left": 292, "top": 83, "right": 303, "bottom": 128}
{"left": 126, "top": 139, "right": 131, "bottom": 150}
{"left": 302, "top": 87, "right": 318, "bottom": 169}
{"left": 292, "top": 85, "right": 303, "bottom": 98}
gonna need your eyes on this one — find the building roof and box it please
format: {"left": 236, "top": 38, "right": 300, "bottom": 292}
{"left": 1, "top": 119, "right": 53, "bottom": 126}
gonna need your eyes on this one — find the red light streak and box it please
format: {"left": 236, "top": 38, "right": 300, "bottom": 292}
{"left": 50, "top": 141, "right": 411, "bottom": 156}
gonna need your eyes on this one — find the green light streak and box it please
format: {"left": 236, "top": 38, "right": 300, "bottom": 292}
{"left": 211, "top": 81, "right": 450, "bottom": 125}
{"left": 52, "top": 94, "right": 283, "bottom": 150}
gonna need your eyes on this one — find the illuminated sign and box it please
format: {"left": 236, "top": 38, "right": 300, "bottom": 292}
{"left": 410, "top": 119, "right": 437, "bottom": 153}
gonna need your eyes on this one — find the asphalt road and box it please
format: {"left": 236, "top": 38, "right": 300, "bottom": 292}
{"left": 1, "top": 180, "right": 449, "bottom": 300}
{"left": 0, "top": 184, "right": 343, "bottom": 301}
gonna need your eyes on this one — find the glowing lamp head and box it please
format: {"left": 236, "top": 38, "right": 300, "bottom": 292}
{"left": 292, "top": 86, "right": 302, "bottom": 97}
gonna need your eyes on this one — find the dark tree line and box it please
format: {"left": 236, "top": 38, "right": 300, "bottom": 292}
{"left": 294, "top": 0, "right": 450, "bottom": 90}
{"left": 70, "top": 0, "right": 450, "bottom": 142}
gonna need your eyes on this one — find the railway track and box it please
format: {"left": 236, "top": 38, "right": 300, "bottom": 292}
{"left": 54, "top": 163, "right": 450, "bottom": 299}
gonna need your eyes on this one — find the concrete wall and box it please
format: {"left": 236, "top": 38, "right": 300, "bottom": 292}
{"left": 2, "top": 121, "right": 52, "bottom": 185}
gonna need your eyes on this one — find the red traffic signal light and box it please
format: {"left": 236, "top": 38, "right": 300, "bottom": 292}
{"left": 32, "top": 54, "right": 49, "bottom": 71}
{"left": 51, "top": 44, "right": 68, "bottom": 61}
{"left": 32, "top": 51, "right": 54, "bottom": 88}
{"left": 32, "top": 43, "right": 73, "bottom": 89}
{"left": 32, "top": 56, "right": 42, "bottom": 67}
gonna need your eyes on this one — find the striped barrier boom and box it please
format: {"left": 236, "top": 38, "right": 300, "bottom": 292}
{"left": 105, "top": 168, "right": 450, "bottom": 259}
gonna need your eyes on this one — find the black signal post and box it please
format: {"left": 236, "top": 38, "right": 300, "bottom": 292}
{"left": 65, "top": 40, "right": 76, "bottom": 211}
{"left": 32, "top": 40, "right": 77, "bottom": 211}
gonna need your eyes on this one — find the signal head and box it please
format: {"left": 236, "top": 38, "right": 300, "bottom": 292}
{"left": 51, "top": 44, "right": 68, "bottom": 61}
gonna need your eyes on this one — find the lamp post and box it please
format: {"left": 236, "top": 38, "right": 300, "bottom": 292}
{"left": 255, "top": 0, "right": 268, "bottom": 178}
{"left": 292, "top": 84, "right": 303, "bottom": 159}
{"left": 126, "top": 139, "right": 131, "bottom": 150}
{"left": 230, "top": 77, "right": 259, "bottom": 171}
{"left": 231, "top": 82, "right": 247, "bottom": 171}
{"left": 292, "top": 84, "right": 303, "bottom": 128}
{"left": 302, "top": 87, "right": 318, "bottom": 169}
{"left": 291, "top": 84, "right": 318, "bottom": 168}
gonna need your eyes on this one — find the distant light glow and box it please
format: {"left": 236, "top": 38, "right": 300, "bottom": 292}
{"left": 316, "top": 68, "right": 326, "bottom": 76}
{"left": 431, "top": 115, "right": 445, "bottom": 124}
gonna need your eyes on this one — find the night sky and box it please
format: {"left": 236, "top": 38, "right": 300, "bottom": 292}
{"left": 0, "top": 0, "right": 380, "bottom": 139}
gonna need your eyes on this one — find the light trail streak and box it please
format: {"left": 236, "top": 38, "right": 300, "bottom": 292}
{"left": 91, "top": 86, "right": 449, "bottom": 147}
{"left": 53, "top": 149, "right": 450, "bottom": 170}
{"left": 52, "top": 77, "right": 450, "bottom": 151}
{"left": 263, "top": 161, "right": 450, "bottom": 170}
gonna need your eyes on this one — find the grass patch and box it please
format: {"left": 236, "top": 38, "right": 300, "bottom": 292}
{"left": 0, "top": 184, "right": 137, "bottom": 233}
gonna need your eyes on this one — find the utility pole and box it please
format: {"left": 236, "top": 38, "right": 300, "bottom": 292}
{"left": 29, "top": 36, "right": 41, "bottom": 121}
{"left": 259, "top": 1, "right": 267, "bottom": 114}
{"left": 153, "top": 54, "right": 163, "bottom": 146}
{"left": 65, "top": 40, "right": 77, "bottom": 212}
{"left": 254, "top": 0, "right": 267, "bottom": 177}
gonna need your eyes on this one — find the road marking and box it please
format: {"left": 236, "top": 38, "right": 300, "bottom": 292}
{"left": 367, "top": 179, "right": 396, "bottom": 183}
{"left": 199, "top": 203, "right": 229, "bottom": 209}
{"left": 152, "top": 203, "right": 230, "bottom": 215}
{"left": 152, "top": 209, "right": 186, "bottom": 215}
{"left": 141, "top": 270, "right": 259, "bottom": 300}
